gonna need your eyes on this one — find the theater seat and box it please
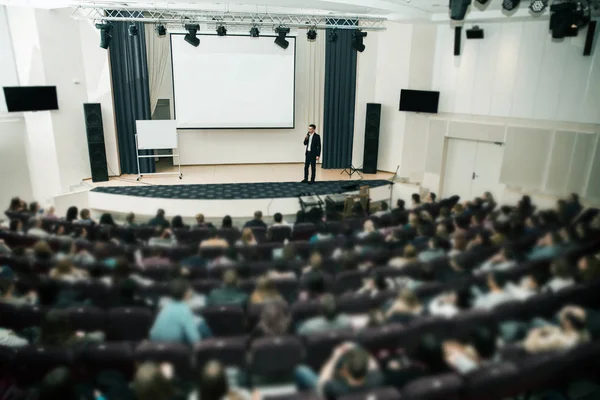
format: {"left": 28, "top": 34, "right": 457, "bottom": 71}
{"left": 463, "top": 362, "right": 519, "bottom": 400}
{"left": 106, "top": 307, "right": 153, "bottom": 341}
{"left": 14, "top": 346, "right": 74, "bottom": 384}
{"left": 401, "top": 373, "right": 462, "bottom": 400}
{"left": 196, "top": 336, "right": 248, "bottom": 370}
{"left": 78, "top": 342, "right": 135, "bottom": 379}
{"left": 292, "top": 223, "right": 316, "bottom": 241}
{"left": 135, "top": 341, "right": 194, "bottom": 379}
{"left": 267, "top": 226, "right": 292, "bottom": 243}
{"left": 248, "top": 336, "right": 304, "bottom": 379}
{"left": 338, "top": 387, "right": 401, "bottom": 400}
{"left": 199, "top": 305, "right": 246, "bottom": 337}
{"left": 303, "top": 330, "right": 354, "bottom": 371}
{"left": 67, "top": 306, "right": 106, "bottom": 333}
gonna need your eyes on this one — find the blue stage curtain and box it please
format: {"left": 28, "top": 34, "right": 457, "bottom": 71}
{"left": 322, "top": 20, "right": 358, "bottom": 169}
{"left": 108, "top": 20, "right": 155, "bottom": 174}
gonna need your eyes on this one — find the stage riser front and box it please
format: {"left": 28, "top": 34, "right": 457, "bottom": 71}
{"left": 87, "top": 184, "right": 392, "bottom": 220}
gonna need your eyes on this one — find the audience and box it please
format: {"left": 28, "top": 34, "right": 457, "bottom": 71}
{"left": 297, "top": 294, "right": 352, "bottom": 335}
{"left": 250, "top": 276, "right": 284, "bottom": 304}
{"left": 244, "top": 211, "right": 267, "bottom": 229}
{"left": 272, "top": 212, "right": 291, "bottom": 227}
{"left": 195, "top": 213, "right": 214, "bottom": 229}
{"left": 207, "top": 270, "right": 248, "bottom": 306}
{"left": 148, "top": 209, "right": 170, "bottom": 229}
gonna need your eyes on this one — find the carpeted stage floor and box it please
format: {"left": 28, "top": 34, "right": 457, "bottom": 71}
{"left": 91, "top": 180, "right": 392, "bottom": 200}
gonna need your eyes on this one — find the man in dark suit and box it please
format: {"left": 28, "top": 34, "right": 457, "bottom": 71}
{"left": 302, "top": 124, "right": 321, "bottom": 184}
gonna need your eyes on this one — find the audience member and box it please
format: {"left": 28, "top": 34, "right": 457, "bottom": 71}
{"left": 411, "top": 193, "right": 421, "bottom": 207}
{"left": 133, "top": 363, "right": 174, "bottom": 400}
{"left": 78, "top": 208, "right": 95, "bottom": 224}
{"left": 149, "top": 209, "right": 170, "bottom": 229}
{"left": 150, "top": 279, "right": 210, "bottom": 345}
{"left": 193, "top": 360, "right": 253, "bottom": 400}
{"left": 237, "top": 228, "right": 258, "bottom": 246}
{"left": 171, "top": 215, "right": 187, "bottom": 229}
{"left": 148, "top": 228, "right": 178, "bottom": 248}
{"left": 373, "top": 202, "right": 390, "bottom": 217}
{"left": 27, "top": 218, "right": 49, "bottom": 238}
{"left": 252, "top": 300, "right": 291, "bottom": 338}
{"left": 201, "top": 229, "right": 230, "bottom": 249}
{"left": 389, "top": 244, "right": 418, "bottom": 268}
{"left": 125, "top": 212, "right": 137, "bottom": 227}
{"left": 99, "top": 213, "right": 116, "bottom": 226}
{"left": 244, "top": 211, "right": 267, "bottom": 229}
{"left": 250, "top": 276, "right": 284, "bottom": 305}
{"left": 195, "top": 213, "right": 214, "bottom": 229}
{"left": 207, "top": 270, "right": 248, "bottom": 306}
{"left": 221, "top": 215, "right": 234, "bottom": 229}
{"left": 297, "top": 294, "right": 352, "bottom": 335}
{"left": 309, "top": 223, "right": 333, "bottom": 243}
{"left": 272, "top": 212, "right": 291, "bottom": 227}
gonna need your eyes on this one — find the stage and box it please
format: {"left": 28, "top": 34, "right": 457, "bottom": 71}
{"left": 64, "top": 163, "right": 401, "bottom": 222}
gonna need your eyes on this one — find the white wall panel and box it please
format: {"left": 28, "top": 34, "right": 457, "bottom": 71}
{"left": 566, "top": 133, "right": 595, "bottom": 196}
{"left": 470, "top": 23, "right": 501, "bottom": 116}
{"left": 0, "top": 6, "right": 19, "bottom": 113}
{"left": 510, "top": 21, "right": 547, "bottom": 120}
{"left": 425, "top": 119, "right": 447, "bottom": 174}
{"left": 531, "top": 34, "right": 571, "bottom": 121}
{"left": 500, "top": 127, "right": 551, "bottom": 190}
{"left": 544, "top": 131, "right": 576, "bottom": 194}
{"left": 433, "top": 21, "right": 600, "bottom": 124}
{"left": 489, "top": 22, "right": 522, "bottom": 117}
{"left": 447, "top": 121, "right": 505, "bottom": 143}
{"left": 585, "top": 135, "right": 600, "bottom": 200}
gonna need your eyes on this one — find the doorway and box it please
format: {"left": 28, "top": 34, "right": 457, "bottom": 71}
{"left": 442, "top": 138, "right": 505, "bottom": 202}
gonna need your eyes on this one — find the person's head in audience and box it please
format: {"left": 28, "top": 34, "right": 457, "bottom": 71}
{"left": 252, "top": 276, "right": 281, "bottom": 303}
{"left": 171, "top": 215, "right": 185, "bottom": 229}
{"left": 402, "top": 244, "right": 417, "bottom": 261}
{"left": 578, "top": 255, "right": 600, "bottom": 282}
{"left": 427, "top": 192, "right": 436, "bottom": 203}
{"left": 396, "top": 199, "right": 405, "bottom": 211}
{"left": 29, "top": 201, "right": 40, "bottom": 215}
{"left": 39, "top": 310, "right": 75, "bottom": 346}
{"left": 51, "top": 259, "right": 77, "bottom": 278}
{"left": 415, "top": 334, "right": 447, "bottom": 374}
{"left": 253, "top": 210, "right": 263, "bottom": 222}
{"left": 273, "top": 213, "right": 283, "bottom": 224}
{"left": 33, "top": 241, "right": 54, "bottom": 261}
{"left": 471, "top": 212, "right": 485, "bottom": 228}
{"left": 223, "top": 269, "right": 240, "bottom": 289}
{"left": 472, "top": 229, "right": 491, "bottom": 248}
{"left": 133, "top": 363, "right": 174, "bottom": 400}
{"left": 79, "top": 209, "right": 92, "bottom": 222}
{"left": 408, "top": 212, "right": 419, "bottom": 228}
{"left": 219, "top": 215, "right": 232, "bottom": 229}
{"left": 319, "top": 293, "right": 340, "bottom": 322}
{"left": 240, "top": 228, "right": 256, "bottom": 245}
{"left": 452, "top": 203, "right": 465, "bottom": 216}
{"left": 308, "top": 251, "right": 323, "bottom": 270}
{"left": 126, "top": 212, "right": 136, "bottom": 225}
{"left": 392, "top": 289, "right": 422, "bottom": 315}
{"left": 170, "top": 278, "right": 192, "bottom": 302}
{"left": 99, "top": 213, "right": 115, "bottom": 226}
{"left": 112, "top": 258, "right": 132, "bottom": 285}
{"left": 29, "top": 217, "right": 42, "bottom": 231}
{"left": 337, "top": 346, "right": 371, "bottom": 386}
{"left": 8, "top": 197, "right": 23, "bottom": 212}
{"left": 198, "top": 361, "right": 233, "bottom": 400}
{"left": 363, "top": 219, "right": 376, "bottom": 234}
{"left": 559, "top": 308, "right": 588, "bottom": 336}
{"left": 65, "top": 206, "right": 78, "bottom": 222}
{"left": 196, "top": 213, "right": 206, "bottom": 225}
{"left": 435, "top": 223, "right": 449, "bottom": 240}
{"left": 416, "top": 224, "right": 428, "bottom": 238}
{"left": 305, "top": 272, "right": 326, "bottom": 299}
{"left": 38, "top": 367, "right": 76, "bottom": 400}
{"left": 9, "top": 219, "right": 23, "bottom": 233}
{"left": 295, "top": 210, "right": 306, "bottom": 224}
{"left": 257, "top": 300, "right": 291, "bottom": 336}
{"left": 380, "top": 202, "right": 389, "bottom": 213}
{"left": 452, "top": 231, "right": 468, "bottom": 253}
{"left": 411, "top": 193, "right": 421, "bottom": 207}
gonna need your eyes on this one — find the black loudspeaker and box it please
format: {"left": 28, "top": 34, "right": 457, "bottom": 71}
{"left": 584, "top": 21, "right": 597, "bottom": 56}
{"left": 454, "top": 26, "right": 462, "bottom": 56}
{"left": 362, "top": 103, "right": 381, "bottom": 174}
{"left": 83, "top": 103, "right": 109, "bottom": 182}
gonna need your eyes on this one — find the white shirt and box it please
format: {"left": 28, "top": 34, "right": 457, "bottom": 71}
{"left": 308, "top": 133, "right": 313, "bottom": 151}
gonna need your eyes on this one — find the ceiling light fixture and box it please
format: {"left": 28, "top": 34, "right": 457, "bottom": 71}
{"left": 156, "top": 24, "right": 167, "bottom": 36}
{"left": 128, "top": 23, "right": 138, "bottom": 36}
{"left": 502, "top": 0, "right": 521, "bottom": 11}
{"left": 328, "top": 28, "right": 338, "bottom": 42}
{"left": 307, "top": 28, "right": 317, "bottom": 41}
{"left": 530, "top": 0, "right": 549, "bottom": 12}
{"left": 352, "top": 30, "right": 367, "bottom": 52}
{"left": 216, "top": 25, "right": 227, "bottom": 36}
{"left": 184, "top": 23, "right": 200, "bottom": 47}
{"left": 274, "top": 26, "right": 290, "bottom": 49}
{"left": 249, "top": 26, "right": 260, "bottom": 37}
{"left": 96, "top": 22, "right": 112, "bottom": 49}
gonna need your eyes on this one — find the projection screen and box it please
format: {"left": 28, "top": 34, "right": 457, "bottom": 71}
{"left": 170, "top": 34, "right": 296, "bottom": 129}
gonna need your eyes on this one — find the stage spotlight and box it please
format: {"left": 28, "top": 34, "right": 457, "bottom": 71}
{"left": 530, "top": 0, "right": 548, "bottom": 12}
{"left": 502, "top": 0, "right": 521, "bottom": 11}
{"left": 328, "top": 28, "right": 338, "bottom": 42}
{"left": 128, "top": 23, "right": 139, "bottom": 36}
{"left": 216, "top": 25, "right": 227, "bottom": 36}
{"left": 184, "top": 23, "right": 200, "bottom": 47}
{"left": 450, "top": 0, "right": 472, "bottom": 20}
{"left": 156, "top": 24, "right": 167, "bottom": 36}
{"left": 249, "top": 26, "right": 260, "bottom": 37}
{"left": 352, "top": 30, "right": 367, "bottom": 52}
{"left": 95, "top": 23, "right": 112, "bottom": 49}
{"left": 274, "top": 26, "right": 290, "bottom": 49}
{"left": 307, "top": 28, "right": 317, "bottom": 41}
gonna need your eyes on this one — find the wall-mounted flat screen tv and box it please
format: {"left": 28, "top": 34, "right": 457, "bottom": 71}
{"left": 399, "top": 89, "right": 439, "bottom": 113}
{"left": 3, "top": 86, "right": 59, "bottom": 112}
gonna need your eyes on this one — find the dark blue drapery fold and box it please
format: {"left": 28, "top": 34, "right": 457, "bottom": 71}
{"left": 109, "top": 21, "right": 155, "bottom": 174}
{"left": 322, "top": 21, "right": 358, "bottom": 169}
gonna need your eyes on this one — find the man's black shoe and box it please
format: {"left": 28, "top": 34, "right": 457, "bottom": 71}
{"left": 301, "top": 179, "right": 308, "bottom": 183}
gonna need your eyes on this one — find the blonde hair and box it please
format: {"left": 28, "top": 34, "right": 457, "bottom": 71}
{"left": 241, "top": 228, "right": 255, "bottom": 244}
{"left": 403, "top": 244, "right": 417, "bottom": 259}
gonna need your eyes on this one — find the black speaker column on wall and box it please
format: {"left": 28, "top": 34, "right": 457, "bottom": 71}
{"left": 454, "top": 26, "right": 462, "bottom": 56}
{"left": 83, "top": 103, "right": 109, "bottom": 182}
{"left": 362, "top": 103, "right": 381, "bottom": 174}
{"left": 583, "top": 21, "right": 597, "bottom": 56}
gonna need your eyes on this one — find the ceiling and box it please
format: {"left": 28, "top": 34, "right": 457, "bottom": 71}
{"left": 0, "top": 0, "right": 553, "bottom": 21}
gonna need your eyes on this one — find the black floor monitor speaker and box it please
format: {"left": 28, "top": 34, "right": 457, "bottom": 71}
{"left": 362, "top": 103, "right": 381, "bottom": 174}
{"left": 83, "top": 103, "right": 109, "bottom": 182}
{"left": 584, "top": 21, "right": 596, "bottom": 56}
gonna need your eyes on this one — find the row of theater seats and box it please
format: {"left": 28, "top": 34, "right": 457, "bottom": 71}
{"left": 2, "top": 329, "right": 600, "bottom": 400}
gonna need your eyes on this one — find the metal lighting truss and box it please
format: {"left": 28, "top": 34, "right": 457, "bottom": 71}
{"left": 71, "top": 3, "right": 387, "bottom": 31}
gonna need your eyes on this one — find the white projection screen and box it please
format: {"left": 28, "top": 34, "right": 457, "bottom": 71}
{"left": 170, "top": 34, "right": 296, "bottom": 129}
